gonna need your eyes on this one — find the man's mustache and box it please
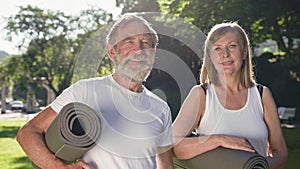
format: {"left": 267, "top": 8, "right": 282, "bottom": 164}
{"left": 122, "top": 53, "right": 154, "bottom": 66}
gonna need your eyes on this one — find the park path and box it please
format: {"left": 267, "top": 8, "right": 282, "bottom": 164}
{"left": 0, "top": 110, "right": 38, "bottom": 121}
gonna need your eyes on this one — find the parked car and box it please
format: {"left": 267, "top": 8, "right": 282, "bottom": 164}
{"left": 10, "top": 100, "right": 25, "bottom": 111}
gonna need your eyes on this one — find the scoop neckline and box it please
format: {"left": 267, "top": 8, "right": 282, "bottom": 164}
{"left": 211, "top": 84, "right": 250, "bottom": 112}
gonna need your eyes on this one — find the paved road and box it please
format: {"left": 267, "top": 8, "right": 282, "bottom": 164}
{"left": 281, "top": 122, "right": 300, "bottom": 129}
{"left": 0, "top": 110, "right": 39, "bottom": 121}
{"left": 1, "top": 109, "right": 299, "bottom": 128}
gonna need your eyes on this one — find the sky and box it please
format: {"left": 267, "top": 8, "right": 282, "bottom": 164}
{"left": 0, "top": 0, "right": 122, "bottom": 55}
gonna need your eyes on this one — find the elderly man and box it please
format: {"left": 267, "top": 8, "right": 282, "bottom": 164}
{"left": 17, "top": 13, "right": 174, "bottom": 169}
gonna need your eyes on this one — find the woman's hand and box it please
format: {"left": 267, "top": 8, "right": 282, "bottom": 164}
{"left": 213, "top": 134, "right": 256, "bottom": 153}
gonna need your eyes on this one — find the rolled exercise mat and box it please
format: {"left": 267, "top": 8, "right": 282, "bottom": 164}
{"left": 174, "top": 147, "right": 269, "bottom": 169}
{"left": 32, "top": 102, "right": 102, "bottom": 168}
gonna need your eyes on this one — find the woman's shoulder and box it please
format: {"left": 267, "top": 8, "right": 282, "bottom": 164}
{"left": 194, "top": 83, "right": 211, "bottom": 94}
{"left": 189, "top": 84, "right": 210, "bottom": 96}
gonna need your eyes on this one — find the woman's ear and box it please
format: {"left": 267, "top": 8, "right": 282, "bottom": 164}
{"left": 106, "top": 44, "right": 116, "bottom": 61}
{"left": 243, "top": 45, "right": 249, "bottom": 59}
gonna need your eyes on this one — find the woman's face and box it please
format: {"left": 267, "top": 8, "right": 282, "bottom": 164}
{"left": 210, "top": 31, "right": 246, "bottom": 77}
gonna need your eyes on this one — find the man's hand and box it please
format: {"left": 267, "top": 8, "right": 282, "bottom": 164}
{"left": 62, "top": 160, "right": 92, "bottom": 169}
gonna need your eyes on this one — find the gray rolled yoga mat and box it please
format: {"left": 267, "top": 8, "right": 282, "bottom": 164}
{"left": 33, "top": 102, "right": 102, "bottom": 168}
{"left": 174, "top": 147, "right": 269, "bottom": 169}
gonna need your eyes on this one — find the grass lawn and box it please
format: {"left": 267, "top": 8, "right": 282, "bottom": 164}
{"left": 0, "top": 120, "right": 299, "bottom": 169}
{"left": 282, "top": 127, "right": 300, "bottom": 169}
{"left": 0, "top": 120, "right": 32, "bottom": 169}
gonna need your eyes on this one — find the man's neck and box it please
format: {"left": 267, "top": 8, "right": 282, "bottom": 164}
{"left": 112, "top": 73, "right": 144, "bottom": 93}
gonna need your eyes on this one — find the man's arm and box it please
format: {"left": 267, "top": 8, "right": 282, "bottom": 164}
{"left": 156, "top": 145, "right": 174, "bottom": 169}
{"left": 16, "top": 107, "right": 91, "bottom": 169}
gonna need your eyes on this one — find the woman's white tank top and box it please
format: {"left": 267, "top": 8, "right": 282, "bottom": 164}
{"left": 197, "top": 84, "right": 268, "bottom": 156}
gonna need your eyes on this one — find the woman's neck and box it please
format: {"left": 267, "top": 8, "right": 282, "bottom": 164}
{"left": 217, "top": 74, "right": 243, "bottom": 91}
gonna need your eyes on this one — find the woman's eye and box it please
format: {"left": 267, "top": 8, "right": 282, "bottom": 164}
{"left": 228, "top": 44, "right": 237, "bottom": 49}
{"left": 214, "top": 47, "right": 222, "bottom": 52}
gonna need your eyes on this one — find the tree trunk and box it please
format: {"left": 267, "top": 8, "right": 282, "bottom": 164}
{"left": 1, "top": 83, "right": 6, "bottom": 114}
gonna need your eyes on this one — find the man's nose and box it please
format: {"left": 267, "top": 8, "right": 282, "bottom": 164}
{"left": 133, "top": 41, "right": 144, "bottom": 54}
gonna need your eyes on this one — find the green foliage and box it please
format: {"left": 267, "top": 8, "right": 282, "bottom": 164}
{"left": 0, "top": 55, "right": 21, "bottom": 85}
{"left": 158, "top": 0, "right": 190, "bottom": 17}
{"left": 97, "top": 65, "right": 113, "bottom": 77}
{"left": 116, "top": 0, "right": 160, "bottom": 13}
{"left": 71, "top": 24, "right": 113, "bottom": 84}
{"left": 5, "top": 5, "right": 70, "bottom": 51}
{"left": 3, "top": 5, "right": 113, "bottom": 98}
{"left": 157, "top": 0, "right": 300, "bottom": 81}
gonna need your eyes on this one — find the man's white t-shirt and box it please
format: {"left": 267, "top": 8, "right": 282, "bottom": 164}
{"left": 50, "top": 75, "right": 173, "bottom": 169}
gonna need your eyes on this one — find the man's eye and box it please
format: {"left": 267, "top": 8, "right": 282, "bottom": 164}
{"left": 125, "top": 40, "right": 134, "bottom": 44}
{"left": 142, "top": 40, "right": 152, "bottom": 47}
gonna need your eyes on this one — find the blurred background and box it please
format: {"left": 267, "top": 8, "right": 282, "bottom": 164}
{"left": 1, "top": 0, "right": 299, "bottom": 120}
{"left": 0, "top": 1, "right": 299, "bottom": 169}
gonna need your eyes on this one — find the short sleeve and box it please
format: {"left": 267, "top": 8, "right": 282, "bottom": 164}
{"left": 158, "top": 106, "right": 173, "bottom": 147}
{"left": 50, "top": 80, "right": 86, "bottom": 113}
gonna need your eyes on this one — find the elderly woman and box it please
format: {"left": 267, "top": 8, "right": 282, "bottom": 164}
{"left": 172, "top": 22, "right": 288, "bottom": 169}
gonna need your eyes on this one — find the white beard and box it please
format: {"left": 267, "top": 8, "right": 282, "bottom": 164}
{"left": 115, "top": 52, "right": 155, "bottom": 83}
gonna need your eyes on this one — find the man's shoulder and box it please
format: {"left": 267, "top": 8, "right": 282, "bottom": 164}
{"left": 76, "top": 75, "right": 111, "bottom": 85}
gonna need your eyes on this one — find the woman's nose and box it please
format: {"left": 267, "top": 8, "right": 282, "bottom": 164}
{"left": 221, "top": 47, "right": 230, "bottom": 58}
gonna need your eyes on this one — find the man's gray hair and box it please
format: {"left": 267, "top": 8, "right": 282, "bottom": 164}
{"left": 106, "top": 13, "right": 158, "bottom": 48}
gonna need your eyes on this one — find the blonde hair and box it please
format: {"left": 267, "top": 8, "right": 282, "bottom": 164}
{"left": 200, "top": 22, "right": 255, "bottom": 87}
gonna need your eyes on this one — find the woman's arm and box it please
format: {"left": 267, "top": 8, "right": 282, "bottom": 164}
{"left": 262, "top": 87, "right": 288, "bottom": 169}
{"left": 173, "top": 134, "right": 255, "bottom": 159}
{"left": 172, "top": 85, "right": 206, "bottom": 159}
{"left": 172, "top": 86, "right": 204, "bottom": 138}
{"left": 172, "top": 86, "right": 255, "bottom": 159}
{"left": 156, "top": 145, "right": 174, "bottom": 169}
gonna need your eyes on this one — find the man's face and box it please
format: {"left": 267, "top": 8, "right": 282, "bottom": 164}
{"left": 113, "top": 21, "right": 156, "bottom": 82}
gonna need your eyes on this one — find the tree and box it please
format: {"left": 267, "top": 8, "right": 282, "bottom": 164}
{"left": 20, "top": 36, "right": 75, "bottom": 96}
{"left": 4, "top": 5, "right": 113, "bottom": 110}
{"left": 158, "top": 0, "right": 300, "bottom": 81}
{"left": 0, "top": 55, "right": 22, "bottom": 113}
{"left": 116, "top": 0, "right": 160, "bottom": 13}
{"left": 4, "top": 5, "right": 112, "bottom": 96}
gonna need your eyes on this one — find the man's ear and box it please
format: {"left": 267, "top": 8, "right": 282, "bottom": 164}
{"left": 106, "top": 44, "right": 116, "bottom": 61}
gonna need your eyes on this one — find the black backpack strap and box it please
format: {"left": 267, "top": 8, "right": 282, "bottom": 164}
{"left": 200, "top": 83, "right": 263, "bottom": 98}
{"left": 200, "top": 83, "right": 207, "bottom": 95}
{"left": 256, "top": 84, "right": 264, "bottom": 99}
